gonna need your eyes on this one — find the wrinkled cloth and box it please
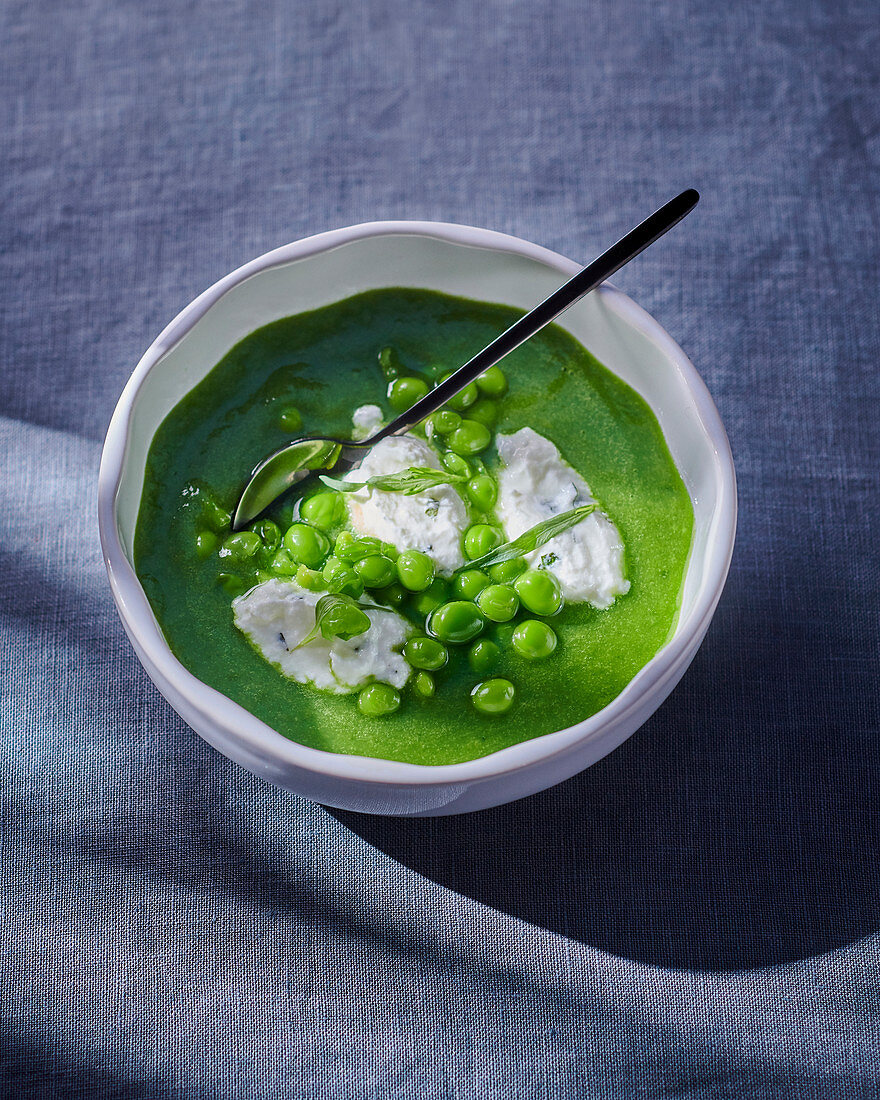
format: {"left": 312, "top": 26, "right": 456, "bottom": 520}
{"left": 2, "top": 1, "right": 879, "bottom": 1097}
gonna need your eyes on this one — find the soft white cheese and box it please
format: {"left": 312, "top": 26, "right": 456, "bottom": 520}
{"left": 232, "top": 578, "right": 412, "bottom": 693}
{"left": 351, "top": 404, "right": 385, "bottom": 441}
{"left": 344, "top": 434, "right": 468, "bottom": 575}
{"left": 495, "top": 427, "right": 630, "bottom": 608}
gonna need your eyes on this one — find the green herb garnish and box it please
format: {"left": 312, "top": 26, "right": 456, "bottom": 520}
{"left": 294, "top": 593, "right": 378, "bottom": 649}
{"left": 319, "top": 466, "right": 467, "bottom": 496}
{"left": 455, "top": 504, "right": 599, "bottom": 573}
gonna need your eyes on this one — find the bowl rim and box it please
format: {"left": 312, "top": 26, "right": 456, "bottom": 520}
{"left": 98, "top": 219, "right": 736, "bottom": 788}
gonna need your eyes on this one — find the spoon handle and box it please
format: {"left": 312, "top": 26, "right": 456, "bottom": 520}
{"left": 375, "top": 188, "right": 699, "bottom": 441}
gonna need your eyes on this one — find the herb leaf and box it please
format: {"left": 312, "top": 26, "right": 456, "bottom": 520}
{"left": 319, "top": 466, "right": 467, "bottom": 496}
{"left": 455, "top": 504, "right": 599, "bottom": 573}
{"left": 294, "top": 593, "right": 372, "bottom": 649}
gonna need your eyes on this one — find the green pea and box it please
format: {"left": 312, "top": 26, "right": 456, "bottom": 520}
{"left": 512, "top": 620, "right": 558, "bottom": 660}
{"left": 358, "top": 682, "right": 401, "bottom": 717}
{"left": 396, "top": 549, "right": 435, "bottom": 592}
{"left": 201, "top": 498, "right": 231, "bottom": 532}
{"left": 282, "top": 523, "right": 331, "bottom": 568}
{"left": 470, "top": 678, "right": 515, "bottom": 715}
{"left": 270, "top": 549, "right": 298, "bottom": 576}
{"left": 468, "top": 638, "right": 501, "bottom": 674}
{"left": 476, "top": 584, "right": 519, "bottom": 623}
{"left": 465, "top": 474, "right": 497, "bottom": 512}
{"left": 219, "top": 531, "right": 262, "bottom": 561}
{"left": 217, "top": 572, "right": 245, "bottom": 597}
{"left": 412, "top": 671, "right": 435, "bottom": 699}
{"left": 440, "top": 452, "right": 472, "bottom": 478}
{"left": 388, "top": 375, "right": 430, "bottom": 412}
{"left": 514, "top": 569, "right": 564, "bottom": 616}
{"left": 488, "top": 557, "right": 528, "bottom": 584}
{"left": 473, "top": 366, "right": 505, "bottom": 397}
{"left": 295, "top": 565, "right": 326, "bottom": 591}
{"left": 411, "top": 577, "right": 450, "bottom": 616}
{"left": 403, "top": 636, "right": 448, "bottom": 671}
{"left": 253, "top": 519, "right": 281, "bottom": 552}
{"left": 322, "top": 555, "right": 347, "bottom": 583}
{"left": 493, "top": 623, "right": 516, "bottom": 648}
{"left": 447, "top": 420, "right": 491, "bottom": 456}
{"left": 381, "top": 542, "right": 399, "bottom": 561}
{"left": 466, "top": 399, "right": 499, "bottom": 427}
{"left": 301, "top": 491, "right": 345, "bottom": 530}
{"left": 429, "top": 409, "right": 461, "bottom": 435}
{"left": 195, "top": 530, "right": 218, "bottom": 559}
{"left": 440, "top": 374, "right": 479, "bottom": 411}
{"left": 334, "top": 531, "right": 355, "bottom": 555}
{"left": 464, "top": 524, "right": 502, "bottom": 560}
{"left": 378, "top": 345, "right": 402, "bottom": 381}
{"left": 279, "top": 406, "right": 303, "bottom": 432}
{"left": 452, "top": 569, "right": 491, "bottom": 601}
{"left": 337, "top": 536, "right": 383, "bottom": 563}
{"left": 427, "top": 601, "right": 485, "bottom": 644}
{"left": 448, "top": 387, "right": 480, "bottom": 411}
{"left": 378, "top": 582, "right": 407, "bottom": 608}
{"left": 328, "top": 568, "right": 364, "bottom": 599}
{"left": 354, "top": 554, "right": 396, "bottom": 588}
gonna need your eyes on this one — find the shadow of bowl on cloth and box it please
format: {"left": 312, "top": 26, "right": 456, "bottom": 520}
{"left": 332, "top": 569, "right": 880, "bottom": 972}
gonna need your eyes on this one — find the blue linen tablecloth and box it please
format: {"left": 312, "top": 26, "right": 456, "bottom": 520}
{"left": 2, "top": 1, "right": 879, "bottom": 1096}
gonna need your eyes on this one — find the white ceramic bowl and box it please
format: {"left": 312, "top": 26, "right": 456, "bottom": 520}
{"left": 99, "top": 221, "right": 736, "bottom": 816}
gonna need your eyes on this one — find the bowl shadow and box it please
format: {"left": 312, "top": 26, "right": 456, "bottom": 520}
{"left": 332, "top": 571, "right": 880, "bottom": 972}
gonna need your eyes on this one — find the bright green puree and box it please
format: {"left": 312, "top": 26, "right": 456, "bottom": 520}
{"left": 135, "top": 288, "right": 693, "bottom": 765}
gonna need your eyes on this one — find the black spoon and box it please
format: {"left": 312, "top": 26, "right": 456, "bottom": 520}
{"left": 232, "top": 189, "right": 699, "bottom": 529}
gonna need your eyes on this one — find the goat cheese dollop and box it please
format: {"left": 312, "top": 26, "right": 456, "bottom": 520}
{"left": 351, "top": 403, "right": 384, "bottom": 441}
{"left": 232, "top": 578, "right": 412, "bottom": 693}
{"left": 344, "top": 433, "right": 468, "bottom": 575}
{"left": 495, "top": 427, "right": 630, "bottom": 608}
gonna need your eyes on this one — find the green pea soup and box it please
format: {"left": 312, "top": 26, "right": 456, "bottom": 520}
{"left": 134, "top": 288, "right": 693, "bottom": 765}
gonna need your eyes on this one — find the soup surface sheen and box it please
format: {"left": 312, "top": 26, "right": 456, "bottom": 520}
{"left": 134, "top": 288, "right": 693, "bottom": 765}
